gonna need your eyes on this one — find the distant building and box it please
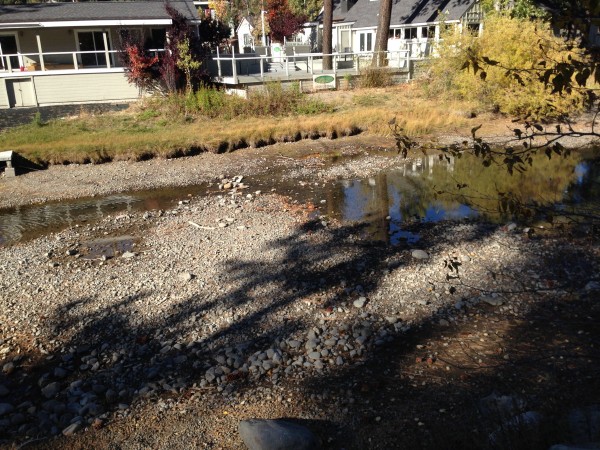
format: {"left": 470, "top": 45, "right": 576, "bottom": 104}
{"left": 0, "top": 0, "right": 199, "bottom": 108}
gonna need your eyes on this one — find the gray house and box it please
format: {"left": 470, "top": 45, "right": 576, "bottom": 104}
{"left": 0, "top": 0, "right": 199, "bottom": 109}
{"left": 330, "top": 0, "right": 483, "bottom": 58}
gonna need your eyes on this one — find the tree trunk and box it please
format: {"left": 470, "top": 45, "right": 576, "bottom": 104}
{"left": 372, "top": 0, "right": 392, "bottom": 67}
{"left": 322, "top": 0, "right": 333, "bottom": 70}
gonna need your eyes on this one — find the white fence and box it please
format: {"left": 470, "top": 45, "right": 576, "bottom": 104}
{"left": 210, "top": 49, "right": 411, "bottom": 84}
{"left": 0, "top": 49, "right": 164, "bottom": 74}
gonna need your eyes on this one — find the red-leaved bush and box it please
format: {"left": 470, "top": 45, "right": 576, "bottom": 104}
{"left": 124, "top": 44, "right": 159, "bottom": 92}
{"left": 267, "top": 0, "right": 305, "bottom": 42}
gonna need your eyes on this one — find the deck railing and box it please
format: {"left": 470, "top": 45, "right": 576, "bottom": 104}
{"left": 0, "top": 49, "right": 164, "bottom": 74}
{"left": 209, "top": 49, "right": 411, "bottom": 84}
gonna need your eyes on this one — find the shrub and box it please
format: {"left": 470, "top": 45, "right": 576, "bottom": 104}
{"left": 358, "top": 67, "right": 393, "bottom": 88}
{"left": 424, "top": 16, "right": 589, "bottom": 119}
{"left": 142, "top": 82, "right": 332, "bottom": 120}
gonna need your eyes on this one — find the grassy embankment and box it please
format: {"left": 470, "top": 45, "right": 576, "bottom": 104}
{"left": 0, "top": 83, "right": 480, "bottom": 165}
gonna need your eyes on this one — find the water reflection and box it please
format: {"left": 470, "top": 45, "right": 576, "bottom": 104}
{"left": 326, "top": 155, "right": 474, "bottom": 244}
{"left": 0, "top": 185, "right": 206, "bottom": 245}
{"left": 0, "top": 151, "right": 597, "bottom": 247}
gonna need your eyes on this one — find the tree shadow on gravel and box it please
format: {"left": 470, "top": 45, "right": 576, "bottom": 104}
{"left": 292, "top": 239, "right": 600, "bottom": 449}
{"left": 2, "top": 216, "right": 598, "bottom": 449}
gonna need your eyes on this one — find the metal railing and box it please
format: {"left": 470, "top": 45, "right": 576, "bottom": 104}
{"left": 210, "top": 49, "right": 411, "bottom": 84}
{"left": 0, "top": 49, "right": 164, "bottom": 74}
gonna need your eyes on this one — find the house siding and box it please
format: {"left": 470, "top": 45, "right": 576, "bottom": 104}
{"left": 0, "top": 79, "right": 9, "bottom": 108}
{"left": 32, "top": 72, "right": 138, "bottom": 106}
{"left": 1, "top": 71, "right": 138, "bottom": 108}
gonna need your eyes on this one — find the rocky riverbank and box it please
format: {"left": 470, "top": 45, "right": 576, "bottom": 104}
{"left": 1, "top": 136, "right": 599, "bottom": 449}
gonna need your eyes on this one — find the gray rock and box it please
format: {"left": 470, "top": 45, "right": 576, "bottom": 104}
{"left": 0, "top": 403, "right": 14, "bottom": 417}
{"left": 411, "top": 249, "right": 429, "bottom": 260}
{"left": 305, "top": 339, "right": 319, "bottom": 351}
{"left": 308, "top": 352, "right": 321, "bottom": 360}
{"left": 62, "top": 422, "right": 81, "bottom": 436}
{"left": 178, "top": 272, "right": 194, "bottom": 282}
{"left": 567, "top": 405, "right": 600, "bottom": 443}
{"left": 489, "top": 411, "right": 542, "bottom": 444}
{"left": 54, "top": 367, "right": 68, "bottom": 379}
{"left": 482, "top": 296, "right": 504, "bottom": 306}
{"left": 121, "top": 251, "right": 136, "bottom": 259}
{"left": 287, "top": 340, "right": 301, "bottom": 349}
{"left": 10, "top": 412, "right": 25, "bottom": 425}
{"left": 42, "top": 382, "right": 61, "bottom": 399}
{"left": 205, "top": 368, "right": 216, "bottom": 383}
{"left": 2, "top": 362, "right": 15, "bottom": 374}
{"left": 239, "top": 419, "right": 321, "bottom": 450}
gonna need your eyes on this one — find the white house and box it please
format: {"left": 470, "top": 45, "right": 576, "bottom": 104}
{"left": 236, "top": 17, "right": 257, "bottom": 53}
{"left": 0, "top": 0, "right": 200, "bottom": 109}
{"left": 329, "top": 0, "right": 483, "bottom": 58}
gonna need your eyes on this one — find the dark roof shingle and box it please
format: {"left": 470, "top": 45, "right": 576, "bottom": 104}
{"left": 0, "top": 1, "right": 198, "bottom": 24}
{"left": 333, "top": 0, "right": 476, "bottom": 28}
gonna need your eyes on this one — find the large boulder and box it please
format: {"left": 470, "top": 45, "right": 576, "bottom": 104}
{"left": 239, "top": 419, "right": 321, "bottom": 450}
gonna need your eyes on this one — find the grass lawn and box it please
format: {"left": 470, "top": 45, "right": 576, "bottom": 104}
{"left": 0, "top": 84, "right": 482, "bottom": 165}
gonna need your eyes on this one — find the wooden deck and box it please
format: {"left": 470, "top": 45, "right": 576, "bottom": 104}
{"left": 208, "top": 50, "right": 413, "bottom": 88}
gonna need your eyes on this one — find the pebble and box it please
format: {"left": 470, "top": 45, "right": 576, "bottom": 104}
{"left": 353, "top": 297, "right": 367, "bottom": 308}
{"left": 411, "top": 249, "right": 429, "bottom": 260}
{"left": 41, "top": 382, "right": 61, "bottom": 399}
{"left": 2, "top": 362, "right": 15, "bottom": 374}
{"left": 62, "top": 422, "right": 82, "bottom": 436}
{"left": 0, "top": 403, "right": 14, "bottom": 417}
{"left": 178, "top": 272, "right": 194, "bottom": 282}
{"left": 482, "top": 295, "right": 504, "bottom": 306}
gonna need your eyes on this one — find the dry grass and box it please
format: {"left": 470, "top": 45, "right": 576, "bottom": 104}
{"left": 0, "top": 84, "right": 478, "bottom": 165}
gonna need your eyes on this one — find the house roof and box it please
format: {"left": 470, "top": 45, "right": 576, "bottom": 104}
{"left": 332, "top": 0, "right": 477, "bottom": 28}
{"left": 0, "top": 1, "right": 199, "bottom": 27}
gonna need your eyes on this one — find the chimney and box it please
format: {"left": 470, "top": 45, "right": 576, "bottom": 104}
{"left": 341, "top": 0, "right": 349, "bottom": 14}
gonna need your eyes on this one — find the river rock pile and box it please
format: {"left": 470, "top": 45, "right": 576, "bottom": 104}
{"left": 0, "top": 178, "right": 599, "bottom": 447}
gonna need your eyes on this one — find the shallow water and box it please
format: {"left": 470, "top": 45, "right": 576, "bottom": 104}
{"left": 0, "top": 151, "right": 598, "bottom": 246}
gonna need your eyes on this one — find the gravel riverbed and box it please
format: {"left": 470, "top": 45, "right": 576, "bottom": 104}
{"left": 1, "top": 136, "right": 599, "bottom": 449}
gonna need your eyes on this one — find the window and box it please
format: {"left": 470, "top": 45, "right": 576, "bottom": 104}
{"left": 0, "top": 34, "right": 20, "bottom": 71}
{"left": 421, "top": 26, "right": 436, "bottom": 39}
{"left": 118, "top": 29, "right": 143, "bottom": 45}
{"left": 148, "top": 28, "right": 167, "bottom": 50}
{"left": 467, "top": 23, "right": 480, "bottom": 35}
{"left": 404, "top": 28, "right": 417, "bottom": 40}
{"left": 77, "top": 31, "right": 110, "bottom": 67}
{"left": 359, "top": 32, "right": 373, "bottom": 51}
